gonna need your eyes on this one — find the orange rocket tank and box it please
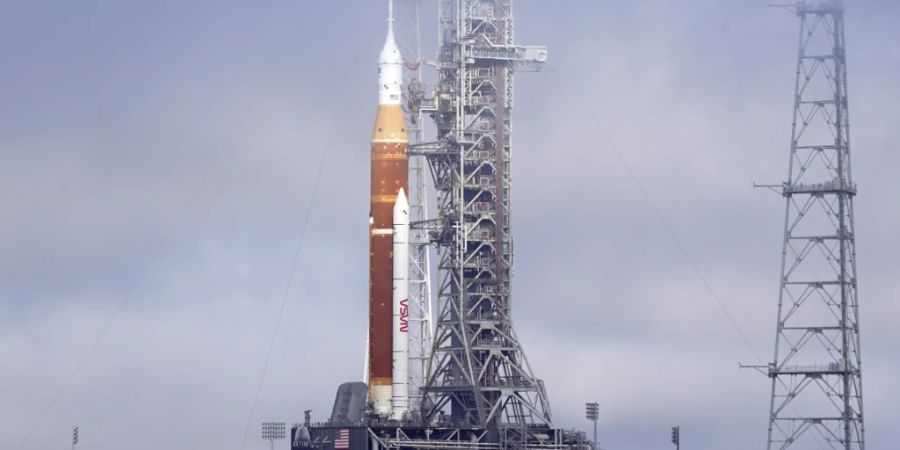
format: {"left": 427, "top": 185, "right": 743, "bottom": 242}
{"left": 368, "top": 2, "right": 408, "bottom": 417}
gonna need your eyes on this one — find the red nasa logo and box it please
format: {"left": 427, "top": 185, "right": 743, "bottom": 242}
{"left": 400, "top": 299, "right": 409, "bottom": 332}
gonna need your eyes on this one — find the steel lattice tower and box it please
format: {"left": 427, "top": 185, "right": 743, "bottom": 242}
{"left": 412, "top": 0, "right": 551, "bottom": 428}
{"left": 765, "top": 2, "right": 865, "bottom": 448}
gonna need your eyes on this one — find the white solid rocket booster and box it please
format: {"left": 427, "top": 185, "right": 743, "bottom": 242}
{"left": 391, "top": 188, "right": 410, "bottom": 419}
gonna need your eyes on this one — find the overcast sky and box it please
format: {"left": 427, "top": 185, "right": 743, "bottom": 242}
{"left": 1, "top": 1, "right": 899, "bottom": 449}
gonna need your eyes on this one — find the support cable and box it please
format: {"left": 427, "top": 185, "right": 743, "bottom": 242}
{"left": 15, "top": 155, "right": 220, "bottom": 450}
{"left": 582, "top": 103, "right": 766, "bottom": 365}
{"left": 582, "top": 100, "right": 831, "bottom": 450}
{"left": 238, "top": 117, "right": 335, "bottom": 450}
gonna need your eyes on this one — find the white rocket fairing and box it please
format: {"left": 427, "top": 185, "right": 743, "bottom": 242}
{"left": 379, "top": 1, "right": 403, "bottom": 107}
{"left": 391, "top": 188, "right": 410, "bottom": 419}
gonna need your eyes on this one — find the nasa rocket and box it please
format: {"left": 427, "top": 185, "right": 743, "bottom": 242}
{"left": 368, "top": 0, "right": 409, "bottom": 419}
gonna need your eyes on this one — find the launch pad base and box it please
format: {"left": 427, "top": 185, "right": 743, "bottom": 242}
{"left": 292, "top": 423, "right": 588, "bottom": 450}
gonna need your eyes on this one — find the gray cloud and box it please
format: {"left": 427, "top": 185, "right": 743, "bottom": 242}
{"left": 1, "top": 1, "right": 898, "bottom": 450}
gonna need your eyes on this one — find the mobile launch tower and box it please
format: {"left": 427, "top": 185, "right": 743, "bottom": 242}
{"left": 415, "top": 0, "right": 551, "bottom": 429}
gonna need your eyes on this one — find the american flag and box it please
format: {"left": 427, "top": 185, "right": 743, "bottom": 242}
{"left": 334, "top": 429, "right": 350, "bottom": 450}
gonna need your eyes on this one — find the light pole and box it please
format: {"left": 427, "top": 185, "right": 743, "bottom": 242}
{"left": 670, "top": 426, "right": 680, "bottom": 450}
{"left": 71, "top": 426, "right": 78, "bottom": 450}
{"left": 585, "top": 402, "right": 599, "bottom": 450}
{"left": 261, "top": 421, "right": 286, "bottom": 450}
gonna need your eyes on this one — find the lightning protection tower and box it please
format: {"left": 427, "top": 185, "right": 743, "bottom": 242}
{"left": 414, "top": 0, "right": 552, "bottom": 430}
{"left": 764, "top": 1, "right": 865, "bottom": 448}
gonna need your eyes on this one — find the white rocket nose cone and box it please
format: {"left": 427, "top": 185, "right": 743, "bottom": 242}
{"left": 393, "top": 188, "right": 409, "bottom": 215}
{"left": 379, "top": 28, "right": 403, "bottom": 65}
